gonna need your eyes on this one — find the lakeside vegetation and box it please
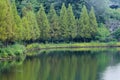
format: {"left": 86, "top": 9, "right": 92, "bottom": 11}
{"left": 0, "top": 44, "right": 25, "bottom": 59}
{"left": 1, "top": 0, "right": 120, "bottom": 80}
{"left": 0, "top": 0, "right": 120, "bottom": 59}
{"left": 26, "top": 42, "right": 120, "bottom": 56}
{"left": 0, "top": 42, "right": 120, "bottom": 59}
{"left": 26, "top": 42, "right": 119, "bottom": 49}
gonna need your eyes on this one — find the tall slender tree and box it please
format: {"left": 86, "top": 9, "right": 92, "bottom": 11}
{"left": 0, "top": 0, "right": 16, "bottom": 43}
{"left": 89, "top": 7, "right": 98, "bottom": 39}
{"left": 59, "top": 3, "right": 69, "bottom": 41}
{"left": 27, "top": 11, "right": 40, "bottom": 40}
{"left": 37, "top": 5, "right": 50, "bottom": 41}
{"left": 12, "top": 2, "right": 23, "bottom": 41}
{"left": 22, "top": 5, "right": 40, "bottom": 41}
{"left": 48, "top": 4, "right": 60, "bottom": 42}
{"left": 21, "top": 7, "right": 31, "bottom": 41}
{"left": 76, "top": 18, "right": 80, "bottom": 40}
{"left": 22, "top": 16, "right": 31, "bottom": 41}
{"left": 67, "top": 4, "right": 77, "bottom": 41}
{"left": 79, "top": 5, "right": 91, "bottom": 41}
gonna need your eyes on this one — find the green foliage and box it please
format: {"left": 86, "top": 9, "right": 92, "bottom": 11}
{"left": 12, "top": 2, "right": 23, "bottom": 41}
{"left": 96, "top": 23, "right": 110, "bottom": 42}
{"left": 37, "top": 5, "right": 50, "bottom": 41}
{"left": 0, "top": 58, "right": 25, "bottom": 72}
{"left": 10, "top": 44, "right": 25, "bottom": 55}
{"left": 48, "top": 4, "right": 60, "bottom": 41}
{"left": 78, "top": 5, "right": 91, "bottom": 40}
{"left": 22, "top": 16, "right": 31, "bottom": 41}
{"left": 0, "top": 44, "right": 25, "bottom": 58}
{"left": 113, "top": 28, "right": 120, "bottom": 40}
{"left": 27, "top": 11, "right": 40, "bottom": 40}
{"left": 15, "top": 0, "right": 85, "bottom": 18}
{"left": 0, "top": 0, "right": 112, "bottom": 45}
{"left": 59, "top": 3, "right": 69, "bottom": 41}
{"left": 89, "top": 7, "right": 98, "bottom": 39}
{"left": 22, "top": 6, "right": 40, "bottom": 41}
{"left": 26, "top": 43, "right": 40, "bottom": 50}
{"left": 107, "top": 9, "right": 120, "bottom": 20}
{"left": 26, "top": 43, "right": 41, "bottom": 56}
{"left": 29, "top": 0, "right": 40, "bottom": 11}
{"left": 67, "top": 4, "right": 77, "bottom": 40}
{"left": 0, "top": 0, "right": 16, "bottom": 42}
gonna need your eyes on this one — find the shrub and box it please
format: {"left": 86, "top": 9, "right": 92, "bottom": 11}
{"left": 0, "top": 44, "right": 25, "bottom": 58}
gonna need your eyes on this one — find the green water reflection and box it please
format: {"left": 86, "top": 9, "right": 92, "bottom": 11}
{"left": 0, "top": 50, "right": 120, "bottom": 80}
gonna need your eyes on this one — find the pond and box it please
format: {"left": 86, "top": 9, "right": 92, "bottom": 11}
{"left": 0, "top": 49, "right": 120, "bottom": 80}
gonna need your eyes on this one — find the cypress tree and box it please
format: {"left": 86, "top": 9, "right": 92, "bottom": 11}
{"left": 89, "top": 7, "right": 98, "bottom": 39}
{"left": 21, "top": 7, "right": 31, "bottom": 41}
{"left": 79, "top": 5, "right": 91, "bottom": 41}
{"left": 22, "top": 16, "right": 31, "bottom": 41}
{"left": 67, "top": 4, "right": 77, "bottom": 41}
{"left": 59, "top": 3, "right": 69, "bottom": 41}
{"left": 48, "top": 4, "right": 60, "bottom": 42}
{"left": 12, "top": 2, "right": 23, "bottom": 41}
{"left": 37, "top": 5, "right": 50, "bottom": 41}
{"left": 28, "top": 11, "right": 40, "bottom": 40}
{"left": 0, "top": 0, "right": 16, "bottom": 43}
{"left": 76, "top": 18, "right": 80, "bottom": 40}
{"left": 22, "top": 5, "right": 40, "bottom": 41}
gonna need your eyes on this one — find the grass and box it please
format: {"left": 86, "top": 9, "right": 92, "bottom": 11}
{"left": 26, "top": 42, "right": 119, "bottom": 49}
{"left": 26, "top": 42, "right": 120, "bottom": 56}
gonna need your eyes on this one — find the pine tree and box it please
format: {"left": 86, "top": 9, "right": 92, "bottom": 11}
{"left": 79, "top": 5, "right": 91, "bottom": 41}
{"left": 28, "top": 11, "right": 40, "bottom": 40}
{"left": 21, "top": 7, "right": 31, "bottom": 41}
{"left": 59, "top": 3, "right": 69, "bottom": 41}
{"left": 22, "top": 16, "right": 31, "bottom": 41}
{"left": 37, "top": 5, "right": 50, "bottom": 41}
{"left": 76, "top": 18, "right": 80, "bottom": 39}
{"left": 0, "top": 0, "right": 16, "bottom": 43}
{"left": 67, "top": 4, "right": 77, "bottom": 41}
{"left": 48, "top": 4, "right": 60, "bottom": 42}
{"left": 89, "top": 7, "right": 98, "bottom": 39}
{"left": 12, "top": 2, "right": 23, "bottom": 41}
{"left": 22, "top": 5, "right": 40, "bottom": 41}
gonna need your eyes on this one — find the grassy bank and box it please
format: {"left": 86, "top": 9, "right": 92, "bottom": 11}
{"left": 1, "top": 42, "right": 120, "bottom": 59}
{"left": 26, "top": 42, "right": 120, "bottom": 56}
{"left": 26, "top": 42, "right": 120, "bottom": 50}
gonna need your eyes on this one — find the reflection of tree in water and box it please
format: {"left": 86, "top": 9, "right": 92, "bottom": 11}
{"left": 1, "top": 50, "right": 120, "bottom": 80}
{"left": 78, "top": 55, "right": 98, "bottom": 80}
{"left": 37, "top": 51, "right": 98, "bottom": 80}
{"left": 38, "top": 50, "right": 120, "bottom": 80}
{"left": 0, "top": 57, "right": 25, "bottom": 72}
{"left": 0, "top": 58, "right": 25, "bottom": 80}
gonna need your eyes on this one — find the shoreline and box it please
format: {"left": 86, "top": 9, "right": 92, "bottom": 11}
{"left": 26, "top": 45, "right": 120, "bottom": 52}
{"left": 26, "top": 42, "right": 120, "bottom": 50}
{"left": 25, "top": 42, "right": 120, "bottom": 56}
{"left": 1, "top": 42, "right": 120, "bottom": 60}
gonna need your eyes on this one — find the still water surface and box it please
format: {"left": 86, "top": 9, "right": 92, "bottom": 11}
{"left": 0, "top": 49, "right": 120, "bottom": 80}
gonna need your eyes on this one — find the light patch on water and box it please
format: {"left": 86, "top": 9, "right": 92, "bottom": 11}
{"left": 101, "top": 63, "right": 120, "bottom": 80}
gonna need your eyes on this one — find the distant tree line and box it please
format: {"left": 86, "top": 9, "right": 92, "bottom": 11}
{"left": 0, "top": 0, "right": 111, "bottom": 45}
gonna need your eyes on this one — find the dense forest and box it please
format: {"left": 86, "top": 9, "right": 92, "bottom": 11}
{"left": 0, "top": 0, "right": 120, "bottom": 45}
